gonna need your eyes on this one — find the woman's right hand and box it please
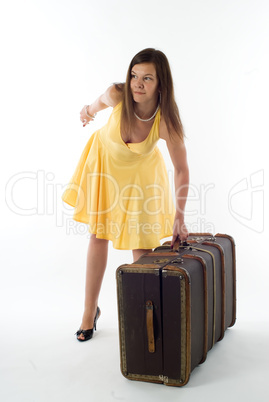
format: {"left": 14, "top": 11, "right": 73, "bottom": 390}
{"left": 80, "top": 105, "right": 95, "bottom": 127}
{"left": 79, "top": 85, "right": 123, "bottom": 127}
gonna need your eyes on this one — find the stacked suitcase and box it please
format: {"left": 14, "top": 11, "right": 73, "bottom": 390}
{"left": 116, "top": 233, "right": 236, "bottom": 386}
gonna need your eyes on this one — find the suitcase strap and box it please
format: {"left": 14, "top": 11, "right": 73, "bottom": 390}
{"left": 146, "top": 301, "right": 155, "bottom": 353}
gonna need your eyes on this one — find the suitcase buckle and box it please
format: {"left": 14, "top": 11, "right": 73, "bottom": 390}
{"left": 171, "top": 258, "right": 183, "bottom": 264}
{"left": 191, "top": 236, "right": 216, "bottom": 243}
{"left": 153, "top": 258, "right": 170, "bottom": 263}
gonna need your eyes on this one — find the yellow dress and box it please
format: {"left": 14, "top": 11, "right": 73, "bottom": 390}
{"left": 62, "top": 102, "right": 175, "bottom": 249}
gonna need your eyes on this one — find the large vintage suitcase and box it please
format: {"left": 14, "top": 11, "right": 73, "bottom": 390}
{"left": 116, "top": 233, "right": 236, "bottom": 386}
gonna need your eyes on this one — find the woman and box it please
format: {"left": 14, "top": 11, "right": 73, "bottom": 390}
{"left": 62, "top": 48, "right": 189, "bottom": 341}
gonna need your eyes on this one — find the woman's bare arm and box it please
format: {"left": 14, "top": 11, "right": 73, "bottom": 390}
{"left": 80, "top": 84, "right": 123, "bottom": 126}
{"left": 159, "top": 118, "right": 189, "bottom": 245}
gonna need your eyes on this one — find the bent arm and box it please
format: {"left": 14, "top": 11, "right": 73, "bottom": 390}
{"left": 89, "top": 84, "right": 124, "bottom": 113}
{"left": 81, "top": 84, "right": 124, "bottom": 125}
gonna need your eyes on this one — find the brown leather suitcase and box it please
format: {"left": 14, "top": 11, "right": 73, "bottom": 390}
{"left": 116, "top": 233, "right": 236, "bottom": 386}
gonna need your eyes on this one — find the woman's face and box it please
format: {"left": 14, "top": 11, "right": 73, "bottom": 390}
{"left": 130, "top": 63, "right": 159, "bottom": 104}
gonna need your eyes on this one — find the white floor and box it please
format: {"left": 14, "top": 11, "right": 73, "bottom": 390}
{"left": 1, "top": 285, "right": 268, "bottom": 402}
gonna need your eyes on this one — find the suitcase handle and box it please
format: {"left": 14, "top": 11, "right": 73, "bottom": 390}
{"left": 146, "top": 301, "right": 155, "bottom": 353}
{"left": 172, "top": 236, "right": 189, "bottom": 251}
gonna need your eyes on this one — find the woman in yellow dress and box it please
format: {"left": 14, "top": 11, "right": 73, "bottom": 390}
{"left": 62, "top": 48, "right": 189, "bottom": 341}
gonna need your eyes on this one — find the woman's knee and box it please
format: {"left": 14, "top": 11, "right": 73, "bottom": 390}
{"left": 89, "top": 234, "right": 109, "bottom": 247}
{"left": 132, "top": 248, "right": 152, "bottom": 262}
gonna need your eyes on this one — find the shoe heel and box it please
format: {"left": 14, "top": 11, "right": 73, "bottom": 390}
{"left": 94, "top": 306, "right": 100, "bottom": 331}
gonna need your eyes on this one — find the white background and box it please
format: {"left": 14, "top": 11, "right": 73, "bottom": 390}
{"left": 1, "top": 0, "right": 268, "bottom": 401}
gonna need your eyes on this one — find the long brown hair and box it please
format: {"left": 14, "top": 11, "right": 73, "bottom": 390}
{"left": 117, "top": 48, "right": 185, "bottom": 142}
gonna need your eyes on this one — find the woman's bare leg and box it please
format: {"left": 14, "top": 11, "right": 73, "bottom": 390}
{"left": 77, "top": 234, "right": 109, "bottom": 340}
{"left": 132, "top": 248, "right": 152, "bottom": 262}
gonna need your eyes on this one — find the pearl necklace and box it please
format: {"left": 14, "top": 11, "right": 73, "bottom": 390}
{"left": 134, "top": 103, "right": 160, "bottom": 122}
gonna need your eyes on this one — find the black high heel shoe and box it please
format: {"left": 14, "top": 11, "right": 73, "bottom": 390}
{"left": 75, "top": 307, "right": 101, "bottom": 342}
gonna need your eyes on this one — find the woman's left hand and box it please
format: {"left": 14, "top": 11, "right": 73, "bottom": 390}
{"left": 171, "top": 219, "right": 189, "bottom": 248}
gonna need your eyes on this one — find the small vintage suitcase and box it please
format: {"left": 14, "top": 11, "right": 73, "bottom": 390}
{"left": 116, "top": 233, "right": 236, "bottom": 386}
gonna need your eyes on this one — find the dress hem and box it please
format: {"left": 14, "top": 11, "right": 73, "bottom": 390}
{"left": 65, "top": 213, "right": 173, "bottom": 250}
